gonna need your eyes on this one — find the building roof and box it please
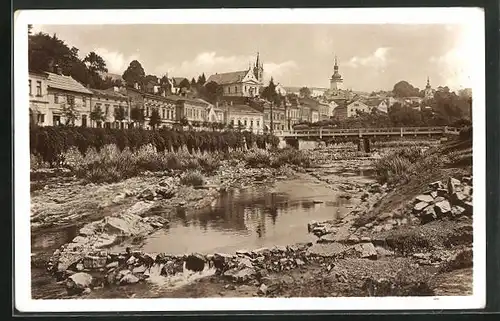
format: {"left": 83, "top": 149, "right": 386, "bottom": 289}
{"left": 90, "top": 88, "right": 128, "bottom": 100}
{"left": 362, "top": 98, "right": 384, "bottom": 107}
{"left": 45, "top": 72, "right": 93, "bottom": 94}
{"left": 206, "top": 70, "right": 249, "bottom": 85}
{"left": 172, "top": 77, "right": 189, "bottom": 86}
{"left": 127, "top": 86, "right": 181, "bottom": 103}
{"left": 177, "top": 97, "right": 212, "bottom": 106}
{"left": 225, "top": 104, "right": 262, "bottom": 115}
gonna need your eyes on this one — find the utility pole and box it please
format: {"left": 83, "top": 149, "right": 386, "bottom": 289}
{"left": 270, "top": 101, "right": 274, "bottom": 134}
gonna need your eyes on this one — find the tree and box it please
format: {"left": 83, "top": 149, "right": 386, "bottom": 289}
{"left": 130, "top": 105, "right": 145, "bottom": 127}
{"left": 90, "top": 105, "right": 106, "bottom": 127}
{"left": 114, "top": 106, "right": 126, "bottom": 122}
{"left": 179, "top": 117, "right": 189, "bottom": 127}
{"left": 392, "top": 81, "right": 420, "bottom": 98}
{"left": 197, "top": 73, "right": 206, "bottom": 86}
{"left": 83, "top": 52, "right": 108, "bottom": 74}
{"left": 179, "top": 78, "right": 191, "bottom": 90}
{"left": 122, "top": 60, "right": 146, "bottom": 87}
{"left": 191, "top": 78, "right": 197, "bottom": 87}
{"left": 149, "top": 108, "right": 161, "bottom": 129}
{"left": 203, "top": 81, "right": 224, "bottom": 104}
{"left": 261, "top": 78, "right": 279, "bottom": 104}
{"left": 299, "top": 87, "right": 312, "bottom": 98}
{"left": 61, "top": 103, "right": 80, "bottom": 126}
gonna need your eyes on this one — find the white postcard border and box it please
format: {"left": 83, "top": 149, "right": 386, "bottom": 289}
{"left": 13, "top": 7, "right": 486, "bottom": 312}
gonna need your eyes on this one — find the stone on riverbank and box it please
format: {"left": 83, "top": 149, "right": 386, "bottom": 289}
{"left": 186, "top": 254, "right": 206, "bottom": 272}
{"left": 66, "top": 272, "right": 93, "bottom": 295}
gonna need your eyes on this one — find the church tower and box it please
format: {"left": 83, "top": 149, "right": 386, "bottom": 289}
{"left": 424, "top": 76, "right": 434, "bottom": 99}
{"left": 330, "top": 55, "right": 344, "bottom": 92}
{"left": 253, "top": 52, "right": 264, "bottom": 83}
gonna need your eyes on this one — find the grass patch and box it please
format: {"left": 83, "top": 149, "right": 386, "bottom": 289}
{"left": 180, "top": 170, "right": 205, "bottom": 186}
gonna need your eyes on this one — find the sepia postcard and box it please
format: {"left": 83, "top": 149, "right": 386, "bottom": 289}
{"left": 14, "top": 7, "right": 486, "bottom": 313}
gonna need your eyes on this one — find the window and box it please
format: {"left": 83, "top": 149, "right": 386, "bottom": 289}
{"left": 36, "top": 81, "right": 42, "bottom": 96}
{"left": 81, "top": 115, "right": 87, "bottom": 127}
{"left": 29, "top": 80, "right": 32, "bottom": 96}
{"left": 105, "top": 122, "right": 111, "bottom": 129}
{"left": 228, "top": 87, "right": 231, "bottom": 94}
{"left": 37, "top": 113, "right": 45, "bottom": 124}
{"left": 244, "top": 119, "right": 247, "bottom": 126}
{"left": 234, "top": 86, "right": 237, "bottom": 93}
{"left": 82, "top": 96, "right": 86, "bottom": 104}
{"left": 105, "top": 104, "right": 110, "bottom": 116}
{"left": 53, "top": 115, "right": 61, "bottom": 126}
{"left": 230, "top": 119, "right": 234, "bottom": 125}
{"left": 250, "top": 120, "right": 253, "bottom": 127}
{"left": 162, "top": 109, "right": 165, "bottom": 119}
{"left": 54, "top": 93, "right": 59, "bottom": 103}
{"left": 257, "top": 120, "right": 260, "bottom": 127}
{"left": 146, "top": 107, "right": 149, "bottom": 116}
{"left": 67, "top": 95, "right": 75, "bottom": 105}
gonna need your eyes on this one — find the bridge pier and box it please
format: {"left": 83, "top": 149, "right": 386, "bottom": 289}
{"left": 357, "top": 138, "right": 371, "bottom": 153}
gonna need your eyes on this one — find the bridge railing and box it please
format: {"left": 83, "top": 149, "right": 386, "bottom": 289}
{"left": 277, "top": 126, "right": 460, "bottom": 137}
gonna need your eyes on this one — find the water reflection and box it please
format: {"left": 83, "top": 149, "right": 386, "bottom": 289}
{"left": 31, "top": 225, "right": 79, "bottom": 254}
{"left": 139, "top": 184, "right": 354, "bottom": 255}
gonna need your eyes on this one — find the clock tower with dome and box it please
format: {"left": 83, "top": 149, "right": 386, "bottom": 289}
{"left": 330, "top": 55, "right": 344, "bottom": 93}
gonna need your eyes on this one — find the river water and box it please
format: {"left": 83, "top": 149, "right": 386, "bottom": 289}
{"left": 115, "top": 175, "right": 357, "bottom": 255}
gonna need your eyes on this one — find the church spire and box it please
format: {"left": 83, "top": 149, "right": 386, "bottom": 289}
{"left": 256, "top": 52, "right": 260, "bottom": 68}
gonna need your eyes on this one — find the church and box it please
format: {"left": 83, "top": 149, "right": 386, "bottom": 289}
{"left": 206, "top": 53, "right": 264, "bottom": 97}
{"left": 324, "top": 55, "right": 353, "bottom": 101}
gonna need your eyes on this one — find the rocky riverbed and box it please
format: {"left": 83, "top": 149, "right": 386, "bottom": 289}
{"left": 30, "top": 145, "right": 473, "bottom": 299}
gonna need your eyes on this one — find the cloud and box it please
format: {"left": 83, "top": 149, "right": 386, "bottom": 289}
{"left": 262, "top": 61, "right": 298, "bottom": 84}
{"left": 155, "top": 52, "right": 297, "bottom": 83}
{"left": 428, "top": 26, "right": 474, "bottom": 90}
{"left": 93, "top": 48, "right": 140, "bottom": 74}
{"left": 346, "top": 47, "right": 391, "bottom": 68}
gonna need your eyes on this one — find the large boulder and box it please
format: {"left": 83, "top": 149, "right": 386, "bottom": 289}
{"left": 120, "top": 273, "right": 140, "bottom": 285}
{"left": 353, "top": 242, "right": 378, "bottom": 259}
{"left": 447, "top": 177, "right": 461, "bottom": 196}
{"left": 415, "top": 195, "right": 434, "bottom": 203}
{"left": 83, "top": 255, "right": 107, "bottom": 269}
{"left": 434, "top": 200, "right": 452, "bottom": 216}
{"left": 185, "top": 253, "right": 206, "bottom": 272}
{"left": 413, "top": 202, "right": 429, "bottom": 213}
{"left": 66, "top": 272, "right": 93, "bottom": 295}
{"left": 225, "top": 267, "right": 257, "bottom": 283}
{"left": 138, "top": 187, "right": 156, "bottom": 201}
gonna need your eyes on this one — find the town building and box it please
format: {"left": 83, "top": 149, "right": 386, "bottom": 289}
{"left": 206, "top": 53, "right": 263, "bottom": 98}
{"left": 207, "top": 103, "right": 225, "bottom": 123}
{"left": 89, "top": 88, "right": 131, "bottom": 129}
{"left": 29, "top": 70, "right": 93, "bottom": 127}
{"left": 221, "top": 101, "right": 264, "bottom": 134}
{"left": 285, "top": 96, "right": 301, "bottom": 130}
{"left": 29, "top": 71, "right": 50, "bottom": 126}
{"left": 126, "top": 86, "right": 178, "bottom": 129}
{"left": 347, "top": 100, "right": 372, "bottom": 117}
{"left": 176, "top": 97, "right": 212, "bottom": 124}
{"left": 362, "top": 98, "right": 389, "bottom": 114}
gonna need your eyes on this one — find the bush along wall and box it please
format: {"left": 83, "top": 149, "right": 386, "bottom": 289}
{"left": 30, "top": 126, "right": 281, "bottom": 167}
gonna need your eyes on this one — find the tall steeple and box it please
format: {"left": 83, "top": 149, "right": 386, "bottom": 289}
{"left": 426, "top": 76, "right": 431, "bottom": 88}
{"left": 330, "top": 54, "right": 343, "bottom": 92}
{"left": 253, "top": 52, "right": 264, "bottom": 83}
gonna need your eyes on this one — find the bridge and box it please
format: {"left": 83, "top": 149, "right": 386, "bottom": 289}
{"left": 272, "top": 126, "right": 461, "bottom": 152}
{"left": 274, "top": 126, "right": 460, "bottom": 139}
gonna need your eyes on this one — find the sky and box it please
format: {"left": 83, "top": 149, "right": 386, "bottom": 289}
{"left": 32, "top": 24, "right": 474, "bottom": 92}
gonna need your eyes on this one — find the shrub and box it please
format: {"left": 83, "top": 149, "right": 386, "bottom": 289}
{"left": 374, "top": 155, "right": 413, "bottom": 184}
{"left": 245, "top": 150, "right": 271, "bottom": 168}
{"left": 197, "top": 154, "right": 221, "bottom": 174}
{"left": 459, "top": 126, "right": 472, "bottom": 141}
{"left": 180, "top": 170, "right": 204, "bottom": 186}
{"left": 272, "top": 149, "right": 312, "bottom": 168}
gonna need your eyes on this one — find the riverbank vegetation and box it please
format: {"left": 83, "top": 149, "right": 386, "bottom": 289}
{"left": 30, "top": 126, "right": 280, "bottom": 168}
